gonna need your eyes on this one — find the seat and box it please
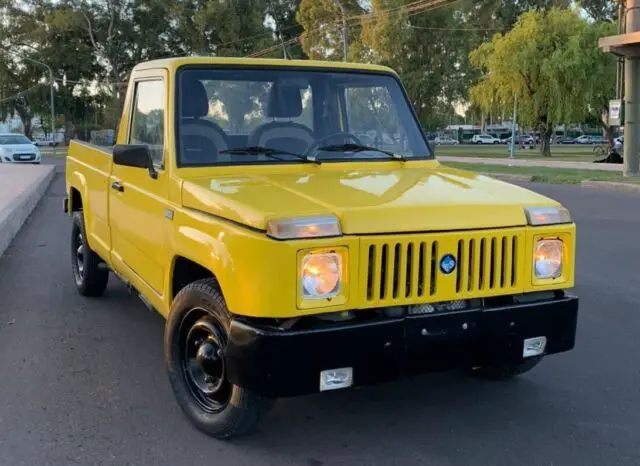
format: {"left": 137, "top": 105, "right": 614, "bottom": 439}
{"left": 248, "top": 85, "right": 314, "bottom": 155}
{"left": 179, "top": 79, "right": 228, "bottom": 164}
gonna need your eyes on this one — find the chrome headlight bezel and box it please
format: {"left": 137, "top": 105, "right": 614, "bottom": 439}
{"left": 525, "top": 206, "right": 572, "bottom": 226}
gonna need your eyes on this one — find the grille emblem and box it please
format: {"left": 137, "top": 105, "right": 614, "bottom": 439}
{"left": 439, "top": 254, "right": 457, "bottom": 275}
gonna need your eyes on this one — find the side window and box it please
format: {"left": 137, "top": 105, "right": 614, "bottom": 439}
{"left": 130, "top": 79, "right": 165, "bottom": 166}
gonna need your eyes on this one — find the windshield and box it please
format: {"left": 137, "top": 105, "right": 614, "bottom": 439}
{"left": 0, "top": 135, "right": 31, "bottom": 145}
{"left": 175, "top": 67, "right": 432, "bottom": 166}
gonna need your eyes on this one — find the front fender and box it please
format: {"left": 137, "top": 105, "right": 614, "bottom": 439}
{"left": 172, "top": 207, "right": 331, "bottom": 317}
{"left": 170, "top": 209, "right": 361, "bottom": 318}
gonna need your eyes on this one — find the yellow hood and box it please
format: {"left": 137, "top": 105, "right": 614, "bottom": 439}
{"left": 181, "top": 163, "right": 560, "bottom": 234}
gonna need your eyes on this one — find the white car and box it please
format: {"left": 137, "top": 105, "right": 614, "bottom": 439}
{"left": 0, "top": 133, "right": 42, "bottom": 164}
{"left": 574, "top": 135, "right": 593, "bottom": 144}
{"left": 471, "top": 134, "right": 500, "bottom": 144}
{"left": 434, "top": 136, "right": 459, "bottom": 145}
{"left": 33, "top": 137, "right": 57, "bottom": 147}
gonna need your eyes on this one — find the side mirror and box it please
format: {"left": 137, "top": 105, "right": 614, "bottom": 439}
{"left": 113, "top": 144, "right": 158, "bottom": 179}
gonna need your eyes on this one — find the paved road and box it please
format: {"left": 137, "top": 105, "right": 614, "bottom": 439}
{"left": 1, "top": 158, "right": 639, "bottom": 465}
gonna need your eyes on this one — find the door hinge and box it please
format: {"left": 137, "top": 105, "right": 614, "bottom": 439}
{"left": 164, "top": 208, "right": 174, "bottom": 220}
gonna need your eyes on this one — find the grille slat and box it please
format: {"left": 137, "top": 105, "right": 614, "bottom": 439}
{"left": 362, "top": 231, "right": 523, "bottom": 305}
{"left": 492, "top": 237, "right": 501, "bottom": 289}
{"left": 482, "top": 239, "right": 491, "bottom": 290}
{"left": 418, "top": 242, "right": 428, "bottom": 298}
{"left": 429, "top": 242, "right": 438, "bottom": 296}
{"left": 372, "top": 245, "right": 383, "bottom": 300}
{"left": 385, "top": 244, "right": 396, "bottom": 300}
{"left": 455, "top": 239, "right": 466, "bottom": 293}
{"left": 396, "top": 244, "right": 407, "bottom": 299}
{"left": 408, "top": 243, "right": 418, "bottom": 299}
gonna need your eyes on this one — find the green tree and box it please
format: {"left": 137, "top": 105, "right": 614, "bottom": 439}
{"left": 69, "top": 0, "right": 176, "bottom": 91}
{"left": 579, "top": 0, "right": 618, "bottom": 21}
{"left": 469, "top": 8, "right": 603, "bottom": 156}
{"left": 563, "top": 20, "right": 618, "bottom": 143}
{"left": 469, "top": 0, "right": 573, "bottom": 29}
{"left": 267, "top": 0, "right": 307, "bottom": 59}
{"left": 357, "top": 0, "right": 472, "bottom": 128}
{"left": 297, "top": 0, "right": 363, "bottom": 61}
{"left": 171, "top": 0, "right": 275, "bottom": 56}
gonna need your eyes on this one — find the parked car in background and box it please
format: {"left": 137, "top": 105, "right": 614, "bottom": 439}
{"left": 503, "top": 135, "right": 535, "bottom": 147}
{"left": 0, "top": 133, "right": 41, "bottom": 164}
{"left": 33, "top": 136, "right": 57, "bottom": 147}
{"left": 556, "top": 137, "right": 575, "bottom": 144}
{"left": 575, "top": 135, "right": 606, "bottom": 145}
{"left": 434, "top": 136, "right": 458, "bottom": 145}
{"left": 471, "top": 134, "right": 500, "bottom": 144}
{"left": 574, "top": 135, "right": 592, "bottom": 144}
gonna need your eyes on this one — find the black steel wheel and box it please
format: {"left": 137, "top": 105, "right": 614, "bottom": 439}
{"left": 70, "top": 211, "right": 108, "bottom": 297}
{"left": 467, "top": 356, "right": 543, "bottom": 380}
{"left": 164, "top": 278, "right": 273, "bottom": 439}
{"left": 181, "top": 311, "right": 232, "bottom": 414}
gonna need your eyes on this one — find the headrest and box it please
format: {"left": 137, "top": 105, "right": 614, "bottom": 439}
{"left": 267, "top": 85, "right": 303, "bottom": 119}
{"left": 181, "top": 79, "right": 209, "bottom": 118}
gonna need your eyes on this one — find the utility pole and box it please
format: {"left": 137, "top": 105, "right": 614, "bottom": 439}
{"left": 509, "top": 94, "right": 518, "bottom": 159}
{"left": 616, "top": 1, "right": 624, "bottom": 99}
{"left": 335, "top": 0, "right": 348, "bottom": 62}
{"left": 623, "top": 0, "right": 640, "bottom": 176}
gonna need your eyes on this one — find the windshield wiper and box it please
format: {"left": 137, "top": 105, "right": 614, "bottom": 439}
{"left": 315, "top": 143, "right": 407, "bottom": 161}
{"left": 219, "top": 146, "right": 320, "bottom": 164}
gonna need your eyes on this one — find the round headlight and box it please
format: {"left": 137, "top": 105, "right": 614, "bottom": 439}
{"left": 301, "top": 253, "right": 341, "bottom": 298}
{"left": 534, "top": 239, "right": 563, "bottom": 278}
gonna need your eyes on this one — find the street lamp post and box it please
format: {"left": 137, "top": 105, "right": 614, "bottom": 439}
{"left": 22, "top": 56, "right": 55, "bottom": 156}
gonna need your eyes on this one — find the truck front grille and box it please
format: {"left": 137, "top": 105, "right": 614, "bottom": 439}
{"left": 360, "top": 229, "right": 525, "bottom": 306}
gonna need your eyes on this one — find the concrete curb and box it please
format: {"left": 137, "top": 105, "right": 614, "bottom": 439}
{"left": 0, "top": 166, "right": 56, "bottom": 258}
{"left": 580, "top": 180, "right": 640, "bottom": 192}
{"left": 480, "top": 172, "right": 640, "bottom": 193}
{"left": 439, "top": 155, "right": 622, "bottom": 172}
{"left": 479, "top": 172, "right": 532, "bottom": 183}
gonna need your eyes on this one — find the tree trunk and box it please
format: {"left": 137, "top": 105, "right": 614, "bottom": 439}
{"left": 538, "top": 116, "right": 553, "bottom": 157}
{"left": 16, "top": 108, "right": 32, "bottom": 139}
{"left": 599, "top": 111, "right": 615, "bottom": 146}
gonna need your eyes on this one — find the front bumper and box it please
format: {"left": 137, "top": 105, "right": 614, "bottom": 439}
{"left": 1, "top": 155, "right": 41, "bottom": 163}
{"left": 225, "top": 295, "right": 578, "bottom": 398}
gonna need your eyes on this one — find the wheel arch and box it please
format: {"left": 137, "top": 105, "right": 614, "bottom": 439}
{"left": 70, "top": 186, "right": 83, "bottom": 211}
{"left": 67, "top": 170, "right": 89, "bottom": 214}
{"left": 171, "top": 255, "right": 221, "bottom": 302}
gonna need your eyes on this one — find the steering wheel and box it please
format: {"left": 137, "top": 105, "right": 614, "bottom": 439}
{"left": 303, "top": 131, "right": 363, "bottom": 159}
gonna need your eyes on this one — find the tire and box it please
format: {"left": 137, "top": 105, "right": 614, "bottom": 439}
{"left": 164, "top": 278, "right": 274, "bottom": 439}
{"left": 466, "top": 356, "right": 542, "bottom": 380}
{"left": 71, "top": 211, "right": 109, "bottom": 297}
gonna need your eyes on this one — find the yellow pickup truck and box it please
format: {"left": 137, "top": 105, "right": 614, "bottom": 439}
{"left": 64, "top": 57, "right": 578, "bottom": 439}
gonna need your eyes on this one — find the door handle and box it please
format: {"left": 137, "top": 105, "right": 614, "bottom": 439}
{"left": 111, "top": 180, "right": 124, "bottom": 192}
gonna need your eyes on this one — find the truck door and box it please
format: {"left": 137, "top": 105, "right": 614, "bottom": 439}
{"left": 108, "top": 72, "right": 170, "bottom": 295}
